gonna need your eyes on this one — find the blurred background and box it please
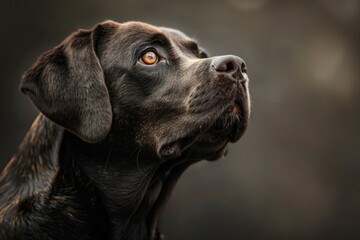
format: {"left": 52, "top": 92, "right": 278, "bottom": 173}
{"left": 1, "top": 0, "right": 359, "bottom": 239}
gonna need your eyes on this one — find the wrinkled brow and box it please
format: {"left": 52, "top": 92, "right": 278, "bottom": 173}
{"left": 131, "top": 32, "right": 178, "bottom": 59}
{"left": 182, "top": 40, "right": 199, "bottom": 53}
{"left": 181, "top": 40, "right": 209, "bottom": 57}
{"left": 141, "top": 33, "right": 173, "bottom": 49}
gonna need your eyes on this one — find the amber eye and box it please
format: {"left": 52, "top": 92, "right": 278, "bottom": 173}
{"left": 140, "top": 51, "right": 159, "bottom": 65}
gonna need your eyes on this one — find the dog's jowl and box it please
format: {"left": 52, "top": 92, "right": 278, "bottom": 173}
{"left": 0, "top": 20, "right": 250, "bottom": 240}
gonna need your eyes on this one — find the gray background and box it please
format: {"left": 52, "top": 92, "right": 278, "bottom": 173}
{"left": 1, "top": 0, "right": 360, "bottom": 239}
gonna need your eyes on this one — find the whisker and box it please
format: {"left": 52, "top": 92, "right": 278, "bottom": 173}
{"left": 104, "top": 145, "right": 113, "bottom": 172}
{"left": 136, "top": 147, "right": 145, "bottom": 176}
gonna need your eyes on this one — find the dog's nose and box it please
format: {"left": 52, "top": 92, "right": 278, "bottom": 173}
{"left": 212, "top": 55, "right": 247, "bottom": 80}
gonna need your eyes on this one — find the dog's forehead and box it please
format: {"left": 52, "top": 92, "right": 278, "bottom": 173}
{"left": 119, "top": 21, "right": 162, "bottom": 34}
{"left": 117, "top": 21, "right": 198, "bottom": 49}
{"left": 99, "top": 21, "right": 201, "bottom": 66}
{"left": 160, "top": 27, "right": 194, "bottom": 42}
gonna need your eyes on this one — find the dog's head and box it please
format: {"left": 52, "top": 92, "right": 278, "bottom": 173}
{"left": 21, "top": 20, "right": 250, "bottom": 161}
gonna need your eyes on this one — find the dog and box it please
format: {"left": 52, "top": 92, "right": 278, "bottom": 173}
{"left": 0, "top": 20, "right": 250, "bottom": 240}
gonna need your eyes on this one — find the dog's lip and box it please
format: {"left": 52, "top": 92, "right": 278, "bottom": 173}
{"left": 213, "top": 98, "right": 245, "bottom": 143}
{"left": 158, "top": 134, "right": 198, "bottom": 160}
{"left": 230, "top": 89, "right": 249, "bottom": 142}
{"left": 158, "top": 84, "right": 249, "bottom": 160}
{"left": 158, "top": 102, "right": 245, "bottom": 159}
{"left": 229, "top": 102, "right": 240, "bottom": 115}
{"left": 158, "top": 121, "right": 212, "bottom": 160}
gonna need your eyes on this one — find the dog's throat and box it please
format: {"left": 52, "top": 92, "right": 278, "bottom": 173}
{"left": 145, "top": 160, "right": 192, "bottom": 239}
{"left": 71, "top": 137, "right": 193, "bottom": 240}
{"left": 121, "top": 158, "right": 192, "bottom": 240}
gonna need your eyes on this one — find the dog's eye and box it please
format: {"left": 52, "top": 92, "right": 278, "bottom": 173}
{"left": 199, "top": 51, "right": 208, "bottom": 59}
{"left": 140, "top": 51, "right": 159, "bottom": 65}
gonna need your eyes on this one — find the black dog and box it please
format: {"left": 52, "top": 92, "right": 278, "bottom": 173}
{"left": 0, "top": 20, "right": 250, "bottom": 240}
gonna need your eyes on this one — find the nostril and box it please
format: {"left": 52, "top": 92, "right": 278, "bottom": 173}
{"left": 213, "top": 62, "right": 227, "bottom": 72}
{"left": 214, "top": 60, "right": 237, "bottom": 73}
{"left": 226, "top": 61, "right": 235, "bottom": 73}
{"left": 241, "top": 62, "right": 247, "bottom": 73}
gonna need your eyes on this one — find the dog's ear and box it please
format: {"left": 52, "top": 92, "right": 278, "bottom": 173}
{"left": 20, "top": 23, "right": 113, "bottom": 143}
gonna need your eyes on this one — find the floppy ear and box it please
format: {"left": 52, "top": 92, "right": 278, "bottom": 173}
{"left": 20, "top": 24, "right": 112, "bottom": 143}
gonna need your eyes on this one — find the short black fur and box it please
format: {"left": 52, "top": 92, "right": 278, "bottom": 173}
{"left": 0, "top": 20, "right": 250, "bottom": 240}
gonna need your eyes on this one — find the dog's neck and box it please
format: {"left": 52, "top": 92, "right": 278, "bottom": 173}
{"left": 0, "top": 115, "right": 192, "bottom": 239}
{"left": 0, "top": 113, "right": 196, "bottom": 239}
{"left": 20, "top": 115, "right": 192, "bottom": 240}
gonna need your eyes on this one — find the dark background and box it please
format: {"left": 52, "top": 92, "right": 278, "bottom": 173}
{"left": 1, "top": 0, "right": 360, "bottom": 239}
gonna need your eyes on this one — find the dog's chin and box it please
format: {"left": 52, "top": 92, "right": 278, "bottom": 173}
{"left": 187, "top": 100, "right": 248, "bottom": 161}
{"left": 158, "top": 94, "right": 249, "bottom": 161}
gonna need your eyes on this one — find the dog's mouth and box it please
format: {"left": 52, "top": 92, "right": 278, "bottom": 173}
{"left": 211, "top": 98, "right": 246, "bottom": 142}
{"left": 158, "top": 87, "right": 249, "bottom": 160}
